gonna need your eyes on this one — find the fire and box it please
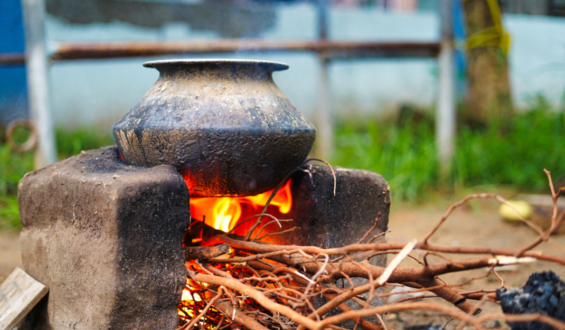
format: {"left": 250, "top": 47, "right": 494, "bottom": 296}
{"left": 179, "top": 179, "right": 295, "bottom": 326}
{"left": 189, "top": 180, "right": 292, "bottom": 234}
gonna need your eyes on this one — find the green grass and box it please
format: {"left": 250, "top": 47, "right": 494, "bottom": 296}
{"left": 332, "top": 114, "right": 438, "bottom": 201}
{"left": 332, "top": 102, "right": 565, "bottom": 202}
{"left": 452, "top": 110, "right": 565, "bottom": 192}
{"left": 0, "top": 126, "right": 114, "bottom": 230}
{"left": 55, "top": 127, "right": 114, "bottom": 159}
{"left": 0, "top": 196, "right": 21, "bottom": 231}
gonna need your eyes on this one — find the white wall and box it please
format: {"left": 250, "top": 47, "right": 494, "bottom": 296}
{"left": 506, "top": 15, "right": 565, "bottom": 108}
{"left": 45, "top": 6, "right": 565, "bottom": 127}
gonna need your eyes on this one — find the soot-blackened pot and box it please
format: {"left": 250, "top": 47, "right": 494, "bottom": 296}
{"left": 113, "top": 59, "right": 316, "bottom": 197}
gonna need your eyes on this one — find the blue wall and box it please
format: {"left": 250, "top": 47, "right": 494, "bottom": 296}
{"left": 0, "top": 0, "right": 28, "bottom": 125}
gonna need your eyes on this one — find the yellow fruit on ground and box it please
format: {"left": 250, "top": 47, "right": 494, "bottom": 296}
{"left": 499, "top": 200, "right": 533, "bottom": 221}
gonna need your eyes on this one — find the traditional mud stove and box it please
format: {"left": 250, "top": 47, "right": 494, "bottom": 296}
{"left": 17, "top": 60, "right": 390, "bottom": 329}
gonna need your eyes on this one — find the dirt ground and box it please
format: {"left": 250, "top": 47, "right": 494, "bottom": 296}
{"left": 383, "top": 199, "right": 565, "bottom": 329}
{"left": 0, "top": 231, "right": 22, "bottom": 283}
{"left": 1, "top": 199, "right": 564, "bottom": 329}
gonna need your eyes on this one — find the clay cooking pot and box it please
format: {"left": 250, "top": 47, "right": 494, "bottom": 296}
{"left": 113, "top": 59, "right": 316, "bottom": 197}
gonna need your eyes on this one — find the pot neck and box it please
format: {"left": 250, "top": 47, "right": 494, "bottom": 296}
{"left": 145, "top": 59, "right": 288, "bottom": 82}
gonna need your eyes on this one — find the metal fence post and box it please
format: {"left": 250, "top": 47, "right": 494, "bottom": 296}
{"left": 437, "top": 0, "right": 456, "bottom": 178}
{"left": 317, "top": 56, "right": 334, "bottom": 159}
{"left": 22, "top": 0, "right": 57, "bottom": 168}
{"left": 315, "top": 0, "right": 334, "bottom": 159}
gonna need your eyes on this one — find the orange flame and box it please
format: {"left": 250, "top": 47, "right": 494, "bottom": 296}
{"left": 181, "top": 180, "right": 292, "bottom": 306}
{"left": 180, "top": 181, "right": 294, "bottom": 324}
{"left": 189, "top": 180, "right": 292, "bottom": 233}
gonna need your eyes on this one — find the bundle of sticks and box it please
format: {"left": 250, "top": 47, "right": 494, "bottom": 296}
{"left": 179, "top": 170, "right": 565, "bottom": 330}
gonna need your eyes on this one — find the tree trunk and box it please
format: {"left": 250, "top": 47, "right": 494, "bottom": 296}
{"left": 463, "top": 0, "right": 513, "bottom": 127}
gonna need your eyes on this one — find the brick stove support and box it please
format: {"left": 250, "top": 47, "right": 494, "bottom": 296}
{"left": 291, "top": 165, "right": 390, "bottom": 248}
{"left": 18, "top": 147, "right": 190, "bottom": 330}
{"left": 17, "top": 146, "right": 390, "bottom": 330}
{"left": 290, "top": 165, "right": 390, "bottom": 327}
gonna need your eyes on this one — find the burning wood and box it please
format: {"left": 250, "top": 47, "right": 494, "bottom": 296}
{"left": 184, "top": 244, "right": 230, "bottom": 261}
{"left": 178, "top": 170, "right": 565, "bottom": 330}
{"left": 188, "top": 180, "right": 293, "bottom": 236}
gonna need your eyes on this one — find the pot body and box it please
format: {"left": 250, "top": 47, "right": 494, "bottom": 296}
{"left": 113, "top": 59, "right": 316, "bottom": 197}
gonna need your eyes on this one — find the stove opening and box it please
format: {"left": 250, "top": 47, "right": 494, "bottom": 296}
{"left": 188, "top": 179, "right": 292, "bottom": 242}
{"left": 179, "top": 179, "right": 296, "bottom": 326}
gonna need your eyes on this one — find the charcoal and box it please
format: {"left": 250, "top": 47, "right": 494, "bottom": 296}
{"left": 496, "top": 271, "right": 565, "bottom": 330}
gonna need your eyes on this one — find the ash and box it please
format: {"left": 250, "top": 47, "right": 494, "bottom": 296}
{"left": 497, "top": 271, "right": 565, "bottom": 330}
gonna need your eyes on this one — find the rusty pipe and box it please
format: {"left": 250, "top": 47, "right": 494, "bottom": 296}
{"left": 0, "top": 40, "right": 441, "bottom": 65}
{"left": 0, "top": 53, "right": 26, "bottom": 66}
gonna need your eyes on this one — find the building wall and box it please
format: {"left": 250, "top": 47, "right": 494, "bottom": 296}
{"left": 43, "top": 5, "right": 565, "bottom": 126}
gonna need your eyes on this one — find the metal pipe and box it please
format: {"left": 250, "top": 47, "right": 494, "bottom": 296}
{"left": 437, "top": 0, "right": 456, "bottom": 178}
{"left": 52, "top": 40, "right": 441, "bottom": 60}
{"left": 0, "top": 40, "right": 440, "bottom": 65}
{"left": 316, "top": 56, "right": 334, "bottom": 159}
{"left": 22, "top": 0, "right": 57, "bottom": 168}
{"left": 314, "top": 0, "right": 334, "bottom": 159}
{"left": 0, "top": 53, "right": 26, "bottom": 66}
{"left": 317, "top": 0, "right": 329, "bottom": 41}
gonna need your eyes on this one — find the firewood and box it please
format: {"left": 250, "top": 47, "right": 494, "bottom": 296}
{"left": 184, "top": 244, "right": 229, "bottom": 261}
{"left": 178, "top": 170, "right": 565, "bottom": 330}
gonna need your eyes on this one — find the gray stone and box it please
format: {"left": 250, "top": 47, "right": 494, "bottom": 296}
{"left": 18, "top": 146, "right": 190, "bottom": 330}
{"left": 290, "top": 164, "right": 390, "bottom": 247}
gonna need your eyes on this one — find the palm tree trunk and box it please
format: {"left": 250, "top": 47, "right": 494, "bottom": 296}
{"left": 463, "top": 0, "right": 513, "bottom": 126}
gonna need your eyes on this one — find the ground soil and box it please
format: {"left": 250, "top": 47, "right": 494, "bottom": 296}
{"left": 383, "top": 198, "right": 565, "bottom": 329}
{"left": 0, "top": 231, "right": 22, "bottom": 283}
{"left": 1, "top": 198, "right": 564, "bottom": 329}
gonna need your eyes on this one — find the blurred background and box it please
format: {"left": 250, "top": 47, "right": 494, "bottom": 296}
{"left": 1, "top": 0, "right": 565, "bottom": 232}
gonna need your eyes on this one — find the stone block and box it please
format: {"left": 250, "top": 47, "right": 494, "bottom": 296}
{"left": 290, "top": 164, "right": 390, "bottom": 247}
{"left": 18, "top": 146, "right": 190, "bottom": 330}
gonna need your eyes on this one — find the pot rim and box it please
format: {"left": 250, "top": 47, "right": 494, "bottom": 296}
{"left": 143, "top": 59, "right": 289, "bottom": 72}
